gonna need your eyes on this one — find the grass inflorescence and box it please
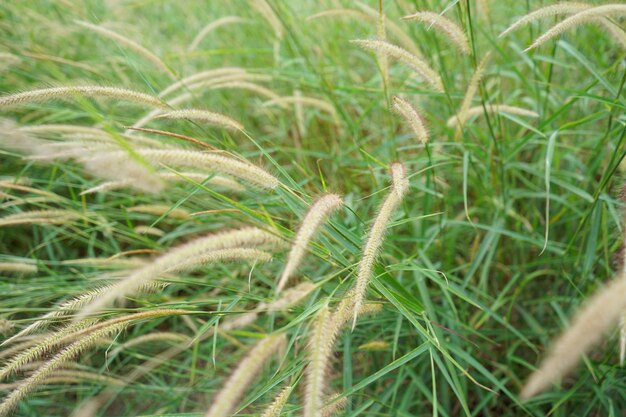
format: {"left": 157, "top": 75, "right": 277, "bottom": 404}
{"left": 1, "top": 1, "right": 625, "bottom": 416}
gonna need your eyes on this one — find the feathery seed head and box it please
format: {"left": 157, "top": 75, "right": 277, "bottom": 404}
{"left": 204, "top": 333, "right": 286, "bottom": 417}
{"left": 277, "top": 193, "right": 343, "bottom": 292}
{"left": 74, "top": 20, "right": 176, "bottom": 79}
{"left": 82, "top": 149, "right": 278, "bottom": 189}
{"left": 352, "top": 164, "right": 408, "bottom": 328}
{"left": 499, "top": 2, "right": 592, "bottom": 38}
{"left": 520, "top": 273, "right": 626, "bottom": 399}
{"left": 351, "top": 39, "right": 444, "bottom": 92}
{"left": 77, "top": 227, "right": 282, "bottom": 317}
{"left": 391, "top": 96, "right": 429, "bottom": 144}
{"left": 524, "top": 5, "right": 626, "bottom": 51}
{"left": 260, "top": 385, "right": 292, "bottom": 417}
{"left": 156, "top": 109, "right": 244, "bottom": 131}
{"left": 446, "top": 104, "right": 539, "bottom": 127}
{"left": 189, "top": 17, "right": 246, "bottom": 51}
{"left": 0, "top": 262, "right": 37, "bottom": 274}
{"left": 0, "top": 86, "right": 167, "bottom": 109}
{"left": 450, "top": 52, "right": 491, "bottom": 138}
{"left": 304, "top": 305, "right": 334, "bottom": 417}
{"left": 402, "top": 11, "right": 470, "bottom": 54}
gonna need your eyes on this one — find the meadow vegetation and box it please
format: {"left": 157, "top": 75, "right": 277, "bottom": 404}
{"left": 0, "top": 1, "right": 625, "bottom": 416}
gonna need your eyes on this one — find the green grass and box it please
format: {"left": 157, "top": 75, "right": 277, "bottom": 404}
{"left": 1, "top": 0, "right": 625, "bottom": 416}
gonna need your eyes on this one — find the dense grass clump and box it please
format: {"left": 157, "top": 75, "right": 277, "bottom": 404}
{"left": 0, "top": 1, "right": 625, "bottom": 416}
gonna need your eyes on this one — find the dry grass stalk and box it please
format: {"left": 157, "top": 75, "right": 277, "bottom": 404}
{"left": 204, "top": 333, "right": 286, "bottom": 417}
{"left": 402, "top": 11, "right": 470, "bottom": 54}
{"left": 260, "top": 385, "right": 292, "bottom": 417}
{"left": 391, "top": 96, "right": 429, "bottom": 144}
{"left": 446, "top": 104, "right": 539, "bottom": 127}
{"left": 74, "top": 20, "right": 176, "bottom": 79}
{"left": 277, "top": 194, "right": 343, "bottom": 292}
{"left": 189, "top": 16, "right": 245, "bottom": 51}
{"left": 0, "top": 86, "right": 167, "bottom": 109}
{"left": 82, "top": 149, "right": 278, "bottom": 189}
{"left": 351, "top": 39, "right": 443, "bottom": 92}
{"left": 0, "top": 262, "right": 37, "bottom": 274}
{"left": 524, "top": 5, "right": 626, "bottom": 51}
{"left": 352, "top": 163, "right": 408, "bottom": 328}
{"left": 127, "top": 204, "right": 191, "bottom": 220}
{"left": 520, "top": 272, "right": 626, "bottom": 399}
{"left": 156, "top": 109, "right": 244, "bottom": 131}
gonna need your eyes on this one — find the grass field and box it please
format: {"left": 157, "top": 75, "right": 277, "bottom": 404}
{"left": 0, "top": 1, "right": 625, "bottom": 416}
